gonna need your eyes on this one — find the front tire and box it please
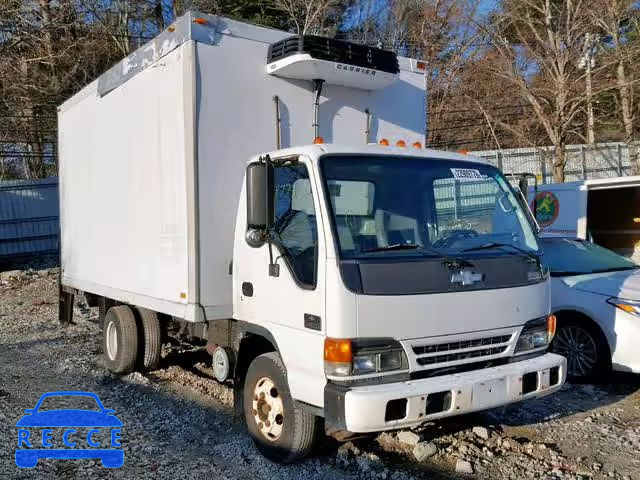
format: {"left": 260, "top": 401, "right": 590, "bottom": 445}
{"left": 103, "top": 306, "right": 139, "bottom": 374}
{"left": 243, "top": 352, "right": 319, "bottom": 463}
{"left": 551, "top": 318, "right": 610, "bottom": 382}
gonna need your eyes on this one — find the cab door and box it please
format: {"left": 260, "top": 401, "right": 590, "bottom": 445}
{"left": 233, "top": 157, "right": 327, "bottom": 407}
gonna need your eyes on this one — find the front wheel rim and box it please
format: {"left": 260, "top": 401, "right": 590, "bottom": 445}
{"left": 553, "top": 326, "right": 598, "bottom": 377}
{"left": 252, "top": 377, "right": 284, "bottom": 441}
{"left": 105, "top": 321, "right": 118, "bottom": 361}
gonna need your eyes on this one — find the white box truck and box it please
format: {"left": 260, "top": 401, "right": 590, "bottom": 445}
{"left": 58, "top": 11, "right": 565, "bottom": 462}
{"left": 527, "top": 176, "right": 640, "bottom": 260}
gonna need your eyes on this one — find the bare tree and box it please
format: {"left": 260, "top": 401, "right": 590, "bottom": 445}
{"left": 590, "top": 0, "right": 640, "bottom": 174}
{"left": 403, "top": 0, "right": 487, "bottom": 147}
{"left": 489, "top": 0, "right": 594, "bottom": 182}
{"left": 275, "top": 0, "right": 341, "bottom": 34}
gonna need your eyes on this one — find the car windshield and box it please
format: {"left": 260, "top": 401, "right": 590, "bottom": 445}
{"left": 541, "top": 238, "right": 639, "bottom": 276}
{"left": 320, "top": 155, "right": 539, "bottom": 259}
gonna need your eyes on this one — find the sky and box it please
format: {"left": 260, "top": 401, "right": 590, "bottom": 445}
{"left": 479, "top": 0, "right": 499, "bottom": 15}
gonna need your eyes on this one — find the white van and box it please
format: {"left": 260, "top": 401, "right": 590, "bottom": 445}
{"left": 528, "top": 176, "right": 640, "bottom": 260}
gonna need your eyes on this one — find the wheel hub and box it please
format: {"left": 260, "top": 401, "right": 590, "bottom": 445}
{"left": 553, "top": 326, "right": 597, "bottom": 377}
{"left": 252, "top": 377, "right": 284, "bottom": 441}
{"left": 105, "top": 321, "right": 118, "bottom": 361}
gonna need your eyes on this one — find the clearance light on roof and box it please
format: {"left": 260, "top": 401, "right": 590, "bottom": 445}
{"left": 396, "top": 140, "right": 406, "bottom": 147}
{"left": 413, "top": 142, "right": 423, "bottom": 148}
{"left": 193, "top": 17, "right": 208, "bottom": 25}
{"left": 458, "top": 149, "right": 469, "bottom": 154}
{"left": 313, "top": 136, "right": 324, "bottom": 144}
{"left": 379, "top": 138, "right": 389, "bottom": 146}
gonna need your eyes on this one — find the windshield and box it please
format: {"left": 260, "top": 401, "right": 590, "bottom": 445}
{"left": 541, "top": 238, "right": 638, "bottom": 276}
{"left": 321, "top": 155, "right": 539, "bottom": 259}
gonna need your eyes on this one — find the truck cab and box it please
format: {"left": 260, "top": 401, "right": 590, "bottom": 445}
{"left": 230, "top": 143, "right": 565, "bottom": 460}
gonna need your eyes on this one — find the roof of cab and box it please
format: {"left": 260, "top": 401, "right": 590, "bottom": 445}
{"left": 260, "top": 143, "right": 488, "bottom": 164}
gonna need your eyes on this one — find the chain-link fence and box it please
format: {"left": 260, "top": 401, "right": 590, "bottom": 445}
{"left": 472, "top": 142, "right": 639, "bottom": 183}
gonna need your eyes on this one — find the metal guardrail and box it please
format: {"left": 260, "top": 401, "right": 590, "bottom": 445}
{"left": 0, "top": 178, "right": 59, "bottom": 261}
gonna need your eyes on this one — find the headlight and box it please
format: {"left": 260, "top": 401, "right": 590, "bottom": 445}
{"left": 515, "top": 315, "right": 556, "bottom": 353}
{"left": 607, "top": 298, "right": 640, "bottom": 317}
{"left": 324, "top": 338, "right": 409, "bottom": 377}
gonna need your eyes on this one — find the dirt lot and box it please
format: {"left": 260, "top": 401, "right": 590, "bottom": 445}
{"left": 1, "top": 269, "right": 639, "bottom": 479}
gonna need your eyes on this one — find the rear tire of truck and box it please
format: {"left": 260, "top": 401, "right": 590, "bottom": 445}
{"left": 243, "top": 352, "right": 319, "bottom": 463}
{"left": 103, "top": 306, "right": 139, "bottom": 374}
{"left": 135, "top": 307, "right": 162, "bottom": 371}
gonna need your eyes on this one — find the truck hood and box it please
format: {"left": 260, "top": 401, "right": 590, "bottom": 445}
{"left": 561, "top": 268, "right": 640, "bottom": 300}
{"left": 355, "top": 281, "right": 549, "bottom": 339}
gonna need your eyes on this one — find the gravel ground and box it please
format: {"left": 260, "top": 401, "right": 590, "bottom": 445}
{"left": 1, "top": 270, "right": 639, "bottom": 479}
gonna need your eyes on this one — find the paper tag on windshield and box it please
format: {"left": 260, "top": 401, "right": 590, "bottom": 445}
{"left": 450, "top": 168, "right": 484, "bottom": 181}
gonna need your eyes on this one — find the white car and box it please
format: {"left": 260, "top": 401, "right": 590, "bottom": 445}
{"left": 541, "top": 237, "right": 640, "bottom": 381}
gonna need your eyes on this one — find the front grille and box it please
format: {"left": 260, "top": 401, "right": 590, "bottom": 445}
{"left": 416, "top": 346, "right": 509, "bottom": 366}
{"left": 267, "top": 35, "right": 400, "bottom": 75}
{"left": 411, "top": 333, "right": 513, "bottom": 368}
{"left": 412, "top": 334, "right": 512, "bottom": 356}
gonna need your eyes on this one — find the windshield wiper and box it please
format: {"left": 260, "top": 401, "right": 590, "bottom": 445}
{"left": 361, "top": 244, "right": 473, "bottom": 267}
{"left": 362, "top": 243, "right": 429, "bottom": 253}
{"left": 461, "top": 242, "right": 537, "bottom": 259}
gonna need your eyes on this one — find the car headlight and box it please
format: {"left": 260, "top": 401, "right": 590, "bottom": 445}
{"left": 515, "top": 315, "right": 556, "bottom": 353}
{"left": 607, "top": 298, "right": 640, "bottom": 317}
{"left": 324, "top": 338, "right": 409, "bottom": 377}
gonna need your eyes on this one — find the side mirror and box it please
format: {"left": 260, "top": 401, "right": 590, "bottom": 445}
{"left": 246, "top": 162, "right": 274, "bottom": 247}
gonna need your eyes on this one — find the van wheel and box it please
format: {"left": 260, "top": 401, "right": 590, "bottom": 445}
{"left": 103, "top": 306, "right": 139, "bottom": 374}
{"left": 551, "top": 318, "right": 610, "bottom": 382}
{"left": 243, "top": 352, "right": 319, "bottom": 463}
{"left": 136, "top": 308, "right": 162, "bottom": 371}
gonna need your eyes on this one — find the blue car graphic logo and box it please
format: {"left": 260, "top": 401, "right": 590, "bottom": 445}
{"left": 15, "top": 391, "right": 123, "bottom": 468}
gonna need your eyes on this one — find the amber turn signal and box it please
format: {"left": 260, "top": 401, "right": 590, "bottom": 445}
{"left": 547, "top": 314, "right": 557, "bottom": 340}
{"left": 324, "top": 338, "right": 352, "bottom": 363}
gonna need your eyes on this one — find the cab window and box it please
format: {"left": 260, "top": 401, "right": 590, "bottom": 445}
{"left": 273, "top": 163, "right": 318, "bottom": 288}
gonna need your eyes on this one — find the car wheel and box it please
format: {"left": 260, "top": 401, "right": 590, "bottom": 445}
{"left": 103, "top": 306, "right": 139, "bottom": 374}
{"left": 243, "top": 352, "right": 319, "bottom": 463}
{"left": 551, "top": 319, "right": 610, "bottom": 382}
{"left": 135, "top": 308, "right": 162, "bottom": 371}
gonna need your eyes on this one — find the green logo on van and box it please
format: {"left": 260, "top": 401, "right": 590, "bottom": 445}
{"left": 532, "top": 191, "right": 559, "bottom": 227}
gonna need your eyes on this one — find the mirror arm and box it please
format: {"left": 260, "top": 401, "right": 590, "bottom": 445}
{"left": 262, "top": 155, "right": 280, "bottom": 277}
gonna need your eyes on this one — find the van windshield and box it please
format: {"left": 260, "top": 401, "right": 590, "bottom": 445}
{"left": 320, "top": 155, "right": 539, "bottom": 260}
